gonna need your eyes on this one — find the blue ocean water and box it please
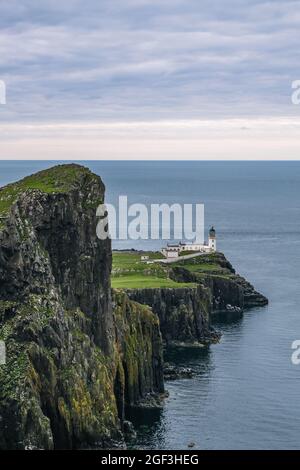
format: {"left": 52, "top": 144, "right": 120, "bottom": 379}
{"left": 1, "top": 160, "right": 300, "bottom": 449}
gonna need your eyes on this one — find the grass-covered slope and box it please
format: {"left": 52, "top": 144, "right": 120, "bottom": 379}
{"left": 170, "top": 252, "right": 236, "bottom": 280}
{"left": 111, "top": 251, "right": 231, "bottom": 345}
{"left": 112, "top": 251, "right": 197, "bottom": 288}
{"left": 112, "top": 250, "right": 268, "bottom": 346}
{"left": 111, "top": 251, "right": 231, "bottom": 289}
{"left": 0, "top": 164, "right": 102, "bottom": 225}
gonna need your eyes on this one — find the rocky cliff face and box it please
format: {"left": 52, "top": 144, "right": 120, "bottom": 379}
{"left": 0, "top": 164, "right": 113, "bottom": 353}
{"left": 0, "top": 164, "right": 268, "bottom": 449}
{"left": 125, "top": 253, "right": 268, "bottom": 345}
{"left": 113, "top": 291, "right": 164, "bottom": 414}
{"left": 126, "top": 284, "right": 216, "bottom": 346}
{"left": 0, "top": 165, "right": 164, "bottom": 449}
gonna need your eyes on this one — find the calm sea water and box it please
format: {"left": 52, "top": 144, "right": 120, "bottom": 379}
{"left": 1, "top": 161, "right": 300, "bottom": 450}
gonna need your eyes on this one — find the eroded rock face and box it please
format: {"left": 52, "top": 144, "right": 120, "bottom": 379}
{"left": 113, "top": 291, "right": 164, "bottom": 415}
{"left": 125, "top": 253, "right": 268, "bottom": 345}
{"left": 0, "top": 165, "right": 164, "bottom": 449}
{"left": 0, "top": 167, "right": 113, "bottom": 353}
{"left": 0, "top": 164, "right": 268, "bottom": 448}
{"left": 126, "top": 285, "right": 215, "bottom": 345}
{"left": 199, "top": 274, "right": 268, "bottom": 314}
{"left": 0, "top": 299, "right": 120, "bottom": 450}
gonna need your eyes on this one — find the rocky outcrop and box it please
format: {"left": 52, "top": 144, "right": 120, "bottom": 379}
{"left": 113, "top": 291, "right": 164, "bottom": 414}
{"left": 233, "top": 275, "right": 269, "bottom": 309}
{"left": 170, "top": 253, "right": 268, "bottom": 313}
{"left": 126, "top": 284, "right": 218, "bottom": 346}
{"left": 0, "top": 164, "right": 113, "bottom": 353}
{"left": 125, "top": 253, "right": 268, "bottom": 345}
{"left": 0, "top": 299, "right": 120, "bottom": 450}
{"left": 0, "top": 165, "right": 164, "bottom": 449}
{"left": 0, "top": 164, "right": 268, "bottom": 449}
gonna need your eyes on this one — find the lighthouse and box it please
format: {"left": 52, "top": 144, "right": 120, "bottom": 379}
{"left": 208, "top": 226, "right": 217, "bottom": 252}
{"left": 161, "top": 225, "right": 218, "bottom": 257}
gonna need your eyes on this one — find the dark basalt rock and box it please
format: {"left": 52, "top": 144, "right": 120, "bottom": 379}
{"left": 126, "top": 284, "right": 217, "bottom": 346}
{"left": 113, "top": 290, "right": 164, "bottom": 418}
{"left": 125, "top": 253, "right": 268, "bottom": 345}
{"left": 0, "top": 164, "right": 268, "bottom": 449}
{"left": 163, "top": 364, "right": 197, "bottom": 381}
{"left": 0, "top": 165, "right": 164, "bottom": 449}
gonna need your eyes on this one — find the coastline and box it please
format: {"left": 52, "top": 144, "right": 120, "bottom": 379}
{"left": 0, "top": 164, "right": 269, "bottom": 449}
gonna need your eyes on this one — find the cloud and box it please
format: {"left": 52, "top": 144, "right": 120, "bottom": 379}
{"left": 1, "top": 117, "right": 300, "bottom": 160}
{"left": 0, "top": 0, "right": 299, "bottom": 159}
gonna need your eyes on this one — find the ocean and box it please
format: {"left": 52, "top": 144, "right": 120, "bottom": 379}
{"left": 1, "top": 160, "right": 300, "bottom": 449}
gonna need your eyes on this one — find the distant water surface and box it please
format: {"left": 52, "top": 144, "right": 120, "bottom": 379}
{"left": 1, "top": 161, "right": 300, "bottom": 449}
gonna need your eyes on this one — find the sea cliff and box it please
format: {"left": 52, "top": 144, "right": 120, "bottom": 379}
{"left": 0, "top": 164, "right": 268, "bottom": 449}
{"left": 114, "top": 252, "right": 268, "bottom": 346}
{"left": 0, "top": 165, "right": 164, "bottom": 449}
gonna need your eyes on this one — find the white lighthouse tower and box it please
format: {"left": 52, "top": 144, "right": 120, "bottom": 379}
{"left": 208, "top": 226, "right": 217, "bottom": 252}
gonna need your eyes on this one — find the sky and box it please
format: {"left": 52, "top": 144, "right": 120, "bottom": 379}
{"left": 0, "top": 0, "right": 300, "bottom": 160}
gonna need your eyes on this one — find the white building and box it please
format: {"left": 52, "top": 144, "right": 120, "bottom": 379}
{"left": 166, "top": 250, "right": 179, "bottom": 259}
{"left": 161, "top": 226, "right": 217, "bottom": 257}
{"left": 208, "top": 226, "right": 216, "bottom": 251}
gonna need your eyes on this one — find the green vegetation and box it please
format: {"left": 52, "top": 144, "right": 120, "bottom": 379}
{"left": 112, "top": 250, "right": 232, "bottom": 289}
{"left": 0, "top": 294, "right": 118, "bottom": 437}
{"left": 113, "top": 275, "right": 195, "bottom": 289}
{"left": 0, "top": 164, "right": 98, "bottom": 223}
{"left": 0, "top": 342, "right": 30, "bottom": 401}
{"left": 171, "top": 252, "right": 231, "bottom": 276}
{"left": 172, "top": 261, "right": 222, "bottom": 272}
{"left": 113, "top": 290, "right": 163, "bottom": 405}
{"left": 112, "top": 251, "right": 163, "bottom": 266}
{"left": 112, "top": 251, "right": 186, "bottom": 288}
{"left": 113, "top": 252, "right": 165, "bottom": 276}
{"left": 178, "top": 250, "right": 201, "bottom": 256}
{"left": 112, "top": 251, "right": 196, "bottom": 289}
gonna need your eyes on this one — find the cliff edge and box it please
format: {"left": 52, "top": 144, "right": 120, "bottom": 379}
{"left": 0, "top": 164, "right": 268, "bottom": 449}
{"left": 113, "top": 251, "right": 268, "bottom": 346}
{"left": 0, "top": 165, "right": 164, "bottom": 449}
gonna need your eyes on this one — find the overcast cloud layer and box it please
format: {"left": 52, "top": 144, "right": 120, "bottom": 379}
{"left": 0, "top": 0, "right": 299, "bottom": 159}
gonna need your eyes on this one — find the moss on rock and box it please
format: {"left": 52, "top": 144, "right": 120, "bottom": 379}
{"left": 0, "top": 165, "right": 165, "bottom": 449}
{"left": 113, "top": 290, "right": 164, "bottom": 409}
